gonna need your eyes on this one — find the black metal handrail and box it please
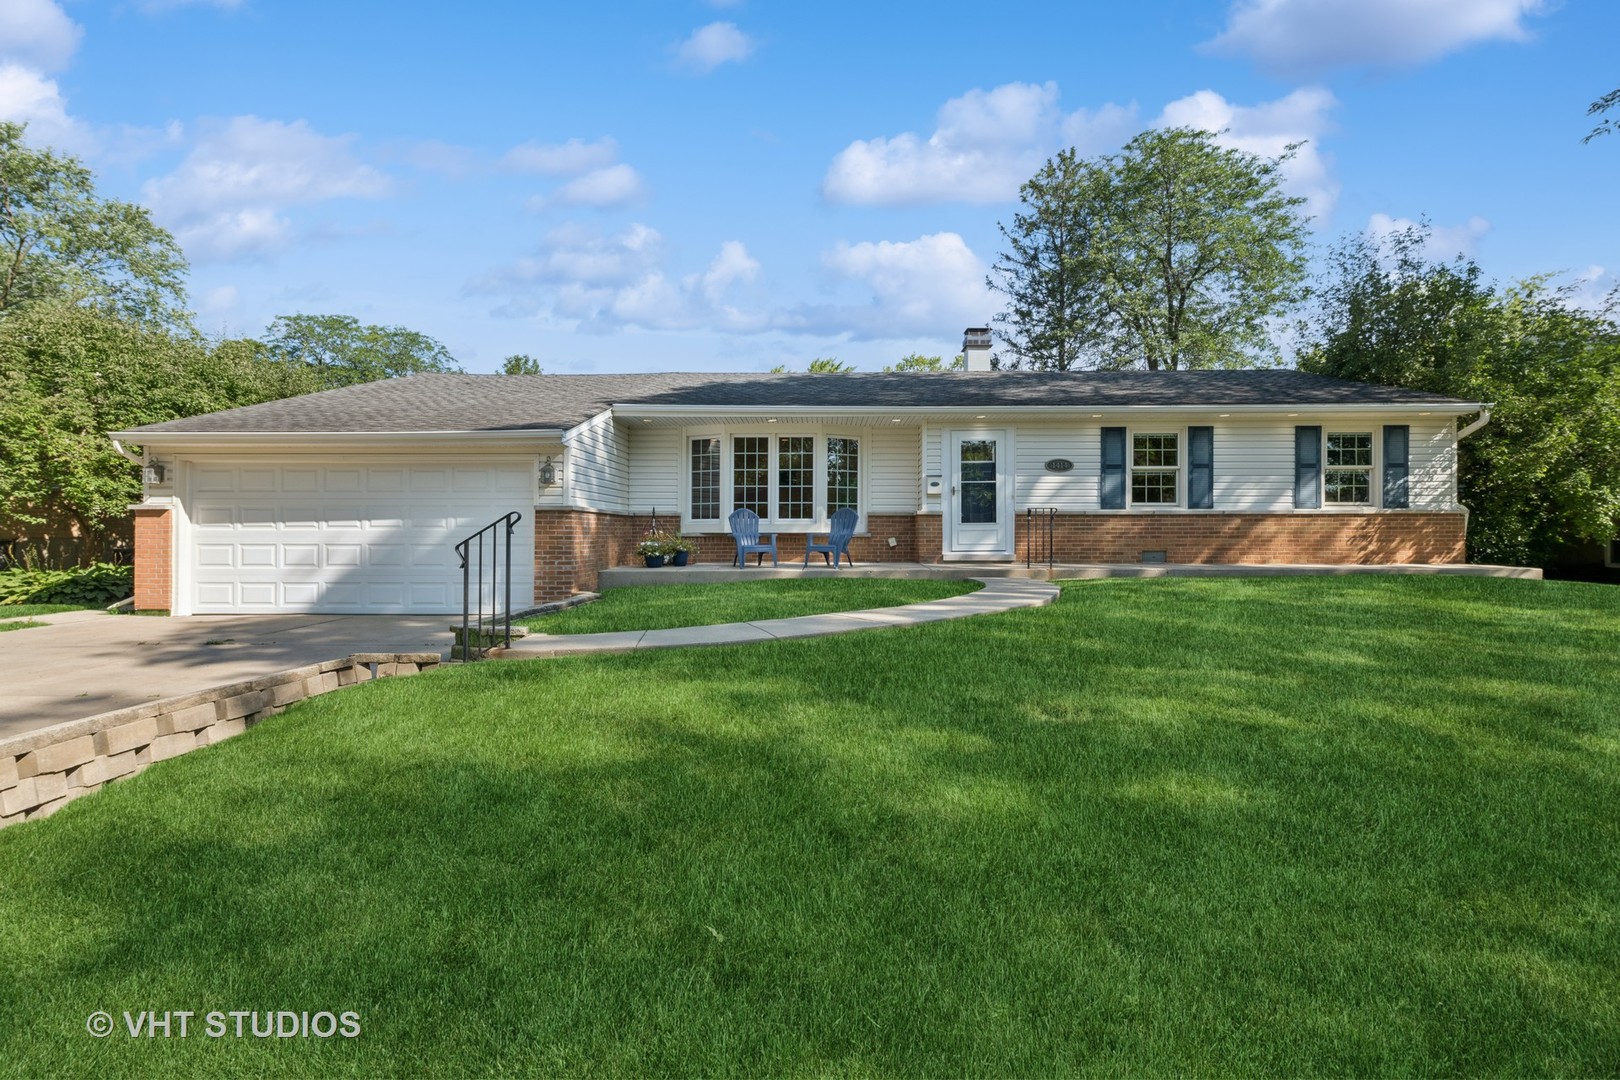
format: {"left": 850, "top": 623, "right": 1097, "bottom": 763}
{"left": 455, "top": 510, "right": 523, "bottom": 661}
{"left": 1025, "top": 507, "right": 1058, "bottom": 572}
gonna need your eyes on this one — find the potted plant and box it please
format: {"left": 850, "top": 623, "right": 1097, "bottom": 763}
{"left": 637, "top": 536, "right": 666, "bottom": 568}
{"left": 669, "top": 535, "right": 694, "bottom": 567}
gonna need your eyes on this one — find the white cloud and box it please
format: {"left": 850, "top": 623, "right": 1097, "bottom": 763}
{"left": 1155, "top": 87, "right": 1340, "bottom": 222}
{"left": 538, "top": 163, "right": 647, "bottom": 209}
{"left": 822, "top": 81, "right": 1136, "bottom": 206}
{"left": 0, "top": 0, "right": 81, "bottom": 72}
{"left": 701, "top": 241, "right": 760, "bottom": 303}
{"left": 468, "top": 223, "right": 768, "bottom": 331}
{"left": 199, "top": 284, "right": 238, "bottom": 314}
{"left": 143, "top": 116, "right": 391, "bottom": 261}
{"left": 1367, "top": 213, "right": 1491, "bottom": 260}
{"left": 807, "top": 232, "right": 996, "bottom": 339}
{"left": 503, "top": 136, "right": 618, "bottom": 176}
{"left": 0, "top": 63, "right": 88, "bottom": 149}
{"left": 673, "top": 22, "right": 754, "bottom": 74}
{"left": 1203, "top": 0, "right": 1547, "bottom": 76}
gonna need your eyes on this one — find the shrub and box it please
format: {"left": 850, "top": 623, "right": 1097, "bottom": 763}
{"left": 0, "top": 563, "right": 134, "bottom": 607}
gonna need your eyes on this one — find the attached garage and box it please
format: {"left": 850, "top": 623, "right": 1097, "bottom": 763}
{"left": 179, "top": 456, "right": 535, "bottom": 615}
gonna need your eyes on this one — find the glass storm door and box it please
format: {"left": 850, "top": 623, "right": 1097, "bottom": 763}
{"left": 948, "top": 432, "right": 1011, "bottom": 556}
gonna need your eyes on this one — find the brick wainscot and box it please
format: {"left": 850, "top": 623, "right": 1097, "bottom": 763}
{"left": 533, "top": 509, "right": 1465, "bottom": 600}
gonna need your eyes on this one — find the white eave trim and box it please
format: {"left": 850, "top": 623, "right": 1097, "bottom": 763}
{"left": 609, "top": 402, "right": 1485, "bottom": 418}
{"left": 106, "top": 429, "right": 566, "bottom": 446}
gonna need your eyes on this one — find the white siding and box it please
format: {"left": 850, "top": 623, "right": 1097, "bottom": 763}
{"left": 865, "top": 426, "right": 920, "bottom": 513}
{"left": 1014, "top": 421, "right": 1099, "bottom": 511}
{"left": 627, "top": 426, "right": 683, "bottom": 516}
{"left": 564, "top": 413, "right": 626, "bottom": 512}
{"left": 1001, "top": 414, "right": 1458, "bottom": 512}
{"left": 534, "top": 441, "right": 567, "bottom": 509}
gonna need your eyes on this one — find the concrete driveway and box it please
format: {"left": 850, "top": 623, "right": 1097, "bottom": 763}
{"left": 0, "top": 610, "right": 454, "bottom": 739}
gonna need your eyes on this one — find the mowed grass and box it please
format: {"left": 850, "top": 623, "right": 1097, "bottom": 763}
{"left": 0, "top": 618, "right": 47, "bottom": 632}
{"left": 520, "top": 577, "right": 980, "bottom": 634}
{"left": 1, "top": 576, "right": 1618, "bottom": 1077}
{"left": 1, "top": 603, "right": 90, "bottom": 617}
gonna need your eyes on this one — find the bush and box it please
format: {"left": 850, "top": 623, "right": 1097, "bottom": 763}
{"left": 0, "top": 563, "right": 134, "bottom": 607}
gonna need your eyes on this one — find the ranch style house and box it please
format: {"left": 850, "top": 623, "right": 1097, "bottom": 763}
{"left": 111, "top": 329, "right": 1487, "bottom": 615}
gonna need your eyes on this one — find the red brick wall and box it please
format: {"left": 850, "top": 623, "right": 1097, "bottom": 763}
{"left": 132, "top": 507, "right": 172, "bottom": 612}
{"left": 532, "top": 508, "right": 1466, "bottom": 599}
{"left": 1008, "top": 512, "right": 1466, "bottom": 565}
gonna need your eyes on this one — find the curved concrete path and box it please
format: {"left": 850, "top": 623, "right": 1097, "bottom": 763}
{"left": 495, "top": 576, "right": 1057, "bottom": 659}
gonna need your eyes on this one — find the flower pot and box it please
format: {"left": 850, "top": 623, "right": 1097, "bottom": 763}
{"left": 643, "top": 554, "right": 665, "bottom": 568}
{"left": 672, "top": 551, "right": 690, "bottom": 566}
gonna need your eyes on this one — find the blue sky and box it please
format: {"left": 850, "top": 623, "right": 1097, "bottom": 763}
{"left": 2, "top": 0, "right": 1614, "bottom": 372}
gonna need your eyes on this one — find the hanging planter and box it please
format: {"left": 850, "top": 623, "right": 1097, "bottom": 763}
{"left": 643, "top": 553, "right": 665, "bottom": 568}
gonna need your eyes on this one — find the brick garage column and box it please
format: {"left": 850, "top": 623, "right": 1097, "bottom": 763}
{"left": 132, "top": 506, "right": 173, "bottom": 613}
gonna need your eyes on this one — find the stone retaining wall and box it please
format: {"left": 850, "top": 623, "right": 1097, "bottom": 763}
{"left": 0, "top": 651, "right": 442, "bottom": 829}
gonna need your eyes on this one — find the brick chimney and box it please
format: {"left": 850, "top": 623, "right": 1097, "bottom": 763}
{"left": 962, "top": 327, "right": 992, "bottom": 371}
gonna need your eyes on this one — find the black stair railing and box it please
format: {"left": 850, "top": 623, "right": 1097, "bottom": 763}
{"left": 455, "top": 510, "right": 523, "bottom": 661}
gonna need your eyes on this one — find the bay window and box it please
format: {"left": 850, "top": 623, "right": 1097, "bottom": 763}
{"left": 688, "top": 431, "right": 861, "bottom": 528}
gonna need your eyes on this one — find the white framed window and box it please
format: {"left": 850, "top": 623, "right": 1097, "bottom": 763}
{"left": 688, "top": 436, "right": 721, "bottom": 521}
{"left": 1130, "top": 432, "right": 1179, "bottom": 506}
{"left": 687, "top": 429, "right": 862, "bottom": 529}
{"left": 1324, "top": 432, "right": 1373, "bottom": 505}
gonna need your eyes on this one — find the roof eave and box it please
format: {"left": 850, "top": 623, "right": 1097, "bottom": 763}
{"left": 610, "top": 401, "right": 1483, "bottom": 417}
{"left": 108, "top": 428, "right": 568, "bottom": 444}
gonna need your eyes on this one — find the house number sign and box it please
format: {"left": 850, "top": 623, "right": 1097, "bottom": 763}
{"left": 1044, "top": 458, "right": 1074, "bottom": 473}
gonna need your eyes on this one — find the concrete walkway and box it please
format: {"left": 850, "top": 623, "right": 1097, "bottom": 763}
{"left": 496, "top": 576, "right": 1058, "bottom": 658}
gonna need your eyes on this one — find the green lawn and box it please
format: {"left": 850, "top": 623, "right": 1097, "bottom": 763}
{"left": 0, "top": 603, "right": 87, "bottom": 632}
{"left": 2, "top": 576, "right": 1618, "bottom": 1076}
{"left": 521, "top": 577, "right": 980, "bottom": 634}
{"left": 0, "top": 602, "right": 91, "bottom": 617}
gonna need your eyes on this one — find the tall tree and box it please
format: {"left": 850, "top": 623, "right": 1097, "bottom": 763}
{"left": 263, "top": 314, "right": 461, "bottom": 388}
{"left": 883, "top": 353, "right": 965, "bottom": 372}
{"left": 991, "top": 128, "right": 1311, "bottom": 370}
{"left": 769, "top": 357, "right": 854, "bottom": 373}
{"left": 0, "top": 305, "right": 322, "bottom": 557}
{"left": 988, "top": 149, "right": 1104, "bottom": 370}
{"left": 1585, "top": 87, "right": 1619, "bottom": 143}
{"left": 0, "top": 122, "right": 189, "bottom": 328}
{"left": 501, "top": 353, "right": 543, "bottom": 375}
{"left": 1301, "top": 222, "right": 1620, "bottom": 566}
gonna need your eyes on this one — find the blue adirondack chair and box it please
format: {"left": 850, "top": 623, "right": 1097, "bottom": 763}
{"left": 728, "top": 508, "right": 778, "bottom": 567}
{"left": 804, "top": 507, "right": 859, "bottom": 568}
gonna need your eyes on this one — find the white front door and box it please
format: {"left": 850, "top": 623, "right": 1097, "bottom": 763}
{"left": 947, "top": 431, "right": 1013, "bottom": 558}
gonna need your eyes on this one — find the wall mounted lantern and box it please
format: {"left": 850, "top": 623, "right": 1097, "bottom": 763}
{"left": 537, "top": 456, "right": 556, "bottom": 487}
{"left": 143, "top": 462, "right": 166, "bottom": 485}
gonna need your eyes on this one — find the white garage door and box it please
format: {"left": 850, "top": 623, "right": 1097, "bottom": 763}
{"left": 186, "top": 459, "right": 535, "bottom": 614}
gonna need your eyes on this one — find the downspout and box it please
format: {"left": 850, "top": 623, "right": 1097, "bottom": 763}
{"left": 109, "top": 438, "right": 144, "bottom": 466}
{"left": 1451, "top": 407, "right": 1492, "bottom": 544}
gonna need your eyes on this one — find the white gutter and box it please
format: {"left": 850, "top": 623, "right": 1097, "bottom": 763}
{"left": 610, "top": 402, "right": 1485, "bottom": 418}
{"left": 1456, "top": 407, "right": 1492, "bottom": 440}
{"left": 105, "top": 429, "right": 566, "bottom": 445}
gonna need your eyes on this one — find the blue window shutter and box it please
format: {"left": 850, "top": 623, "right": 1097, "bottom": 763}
{"left": 1100, "top": 427, "right": 1126, "bottom": 509}
{"left": 1383, "top": 425, "right": 1410, "bottom": 508}
{"left": 1294, "top": 426, "right": 1321, "bottom": 509}
{"left": 1187, "top": 426, "right": 1214, "bottom": 509}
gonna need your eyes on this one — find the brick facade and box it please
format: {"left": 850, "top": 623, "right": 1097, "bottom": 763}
{"left": 1008, "top": 511, "right": 1466, "bottom": 565}
{"left": 532, "top": 508, "right": 1465, "bottom": 599}
{"left": 132, "top": 506, "right": 173, "bottom": 613}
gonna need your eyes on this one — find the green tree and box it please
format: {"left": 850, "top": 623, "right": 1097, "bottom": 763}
{"left": 501, "top": 353, "right": 543, "bottom": 375}
{"left": 992, "top": 128, "right": 1311, "bottom": 370}
{"left": 0, "top": 121, "right": 189, "bottom": 327}
{"left": 263, "top": 314, "right": 461, "bottom": 388}
{"left": 1301, "top": 223, "right": 1620, "bottom": 566}
{"left": 1585, "top": 87, "right": 1618, "bottom": 143}
{"left": 883, "top": 353, "right": 965, "bottom": 372}
{"left": 988, "top": 149, "right": 1105, "bottom": 370}
{"left": 0, "top": 305, "right": 322, "bottom": 556}
{"left": 770, "top": 357, "right": 853, "bottom": 373}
